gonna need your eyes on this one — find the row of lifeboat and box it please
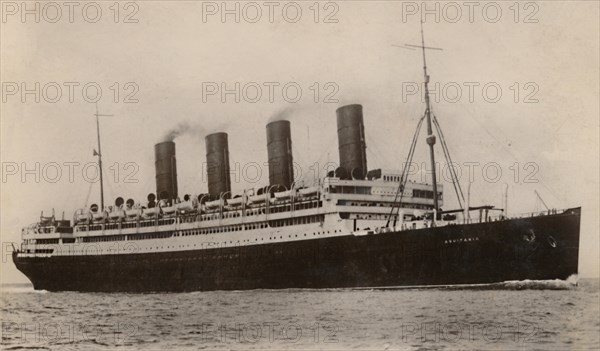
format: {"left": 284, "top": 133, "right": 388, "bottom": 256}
{"left": 76, "top": 199, "right": 196, "bottom": 223}
{"left": 74, "top": 186, "right": 319, "bottom": 224}
{"left": 204, "top": 186, "right": 318, "bottom": 207}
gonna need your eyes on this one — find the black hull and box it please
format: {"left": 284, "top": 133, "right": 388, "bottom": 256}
{"left": 13, "top": 208, "right": 581, "bottom": 292}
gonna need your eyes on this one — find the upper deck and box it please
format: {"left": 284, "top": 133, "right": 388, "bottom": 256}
{"left": 21, "top": 171, "right": 441, "bottom": 245}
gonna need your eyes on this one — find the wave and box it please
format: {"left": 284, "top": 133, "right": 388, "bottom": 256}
{"left": 489, "top": 279, "right": 577, "bottom": 291}
{"left": 435, "top": 276, "right": 579, "bottom": 291}
{"left": 346, "top": 275, "right": 581, "bottom": 291}
{"left": 0, "top": 276, "right": 582, "bottom": 294}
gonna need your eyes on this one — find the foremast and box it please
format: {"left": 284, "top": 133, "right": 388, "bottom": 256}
{"left": 418, "top": 21, "right": 440, "bottom": 212}
{"left": 386, "top": 21, "right": 469, "bottom": 228}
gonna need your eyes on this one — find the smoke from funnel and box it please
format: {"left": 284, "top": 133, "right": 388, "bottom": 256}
{"left": 162, "top": 121, "right": 228, "bottom": 142}
{"left": 267, "top": 106, "right": 298, "bottom": 123}
{"left": 163, "top": 121, "right": 193, "bottom": 142}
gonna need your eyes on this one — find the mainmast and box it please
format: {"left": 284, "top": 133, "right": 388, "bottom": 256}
{"left": 94, "top": 104, "right": 113, "bottom": 210}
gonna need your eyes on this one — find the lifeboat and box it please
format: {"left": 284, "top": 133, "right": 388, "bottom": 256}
{"left": 125, "top": 208, "right": 142, "bottom": 218}
{"left": 92, "top": 211, "right": 107, "bottom": 221}
{"left": 142, "top": 207, "right": 159, "bottom": 218}
{"left": 227, "top": 197, "right": 244, "bottom": 207}
{"left": 299, "top": 186, "right": 318, "bottom": 196}
{"left": 75, "top": 211, "right": 90, "bottom": 223}
{"left": 108, "top": 209, "right": 125, "bottom": 220}
{"left": 161, "top": 205, "right": 177, "bottom": 215}
{"left": 274, "top": 190, "right": 292, "bottom": 200}
{"left": 175, "top": 201, "right": 194, "bottom": 211}
{"left": 205, "top": 199, "right": 223, "bottom": 209}
{"left": 249, "top": 194, "right": 266, "bottom": 204}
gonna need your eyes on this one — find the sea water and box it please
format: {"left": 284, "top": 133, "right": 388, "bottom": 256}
{"left": 1, "top": 279, "right": 598, "bottom": 350}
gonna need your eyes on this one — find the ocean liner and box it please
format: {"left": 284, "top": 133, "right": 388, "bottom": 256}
{"left": 13, "top": 27, "right": 581, "bottom": 292}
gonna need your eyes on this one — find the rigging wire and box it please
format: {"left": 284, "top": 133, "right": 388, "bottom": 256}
{"left": 310, "top": 136, "right": 339, "bottom": 178}
{"left": 365, "top": 130, "right": 392, "bottom": 168}
{"left": 103, "top": 162, "right": 115, "bottom": 207}
{"left": 384, "top": 111, "right": 468, "bottom": 227}
{"left": 83, "top": 179, "right": 94, "bottom": 208}
{"left": 432, "top": 113, "right": 465, "bottom": 209}
{"left": 385, "top": 115, "right": 426, "bottom": 227}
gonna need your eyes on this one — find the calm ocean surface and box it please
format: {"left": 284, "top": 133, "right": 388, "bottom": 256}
{"left": 1, "top": 279, "right": 598, "bottom": 351}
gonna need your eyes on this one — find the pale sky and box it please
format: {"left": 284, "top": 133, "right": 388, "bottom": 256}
{"left": 1, "top": 1, "right": 599, "bottom": 283}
